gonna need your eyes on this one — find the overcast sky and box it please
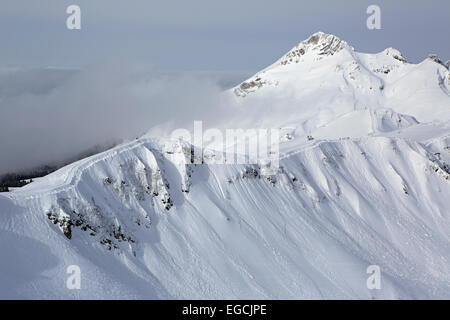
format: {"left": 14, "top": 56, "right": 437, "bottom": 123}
{"left": 0, "top": 0, "right": 449, "bottom": 176}
{"left": 0, "top": 0, "right": 448, "bottom": 72}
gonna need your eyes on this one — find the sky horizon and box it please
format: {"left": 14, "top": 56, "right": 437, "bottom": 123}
{"left": 0, "top": 0, "right": 448, "bottom": 73}
{"left": 0, "top": 0, "right": 449, "bottom": 176}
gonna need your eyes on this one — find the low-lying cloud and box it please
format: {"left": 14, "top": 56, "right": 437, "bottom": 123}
{"left": 0, "top": 61, "right": 249, "bottom": 176}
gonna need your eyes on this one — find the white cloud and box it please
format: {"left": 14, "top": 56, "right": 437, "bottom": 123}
{"left": 0, "top": 61, "right": 246, "bottom": 175}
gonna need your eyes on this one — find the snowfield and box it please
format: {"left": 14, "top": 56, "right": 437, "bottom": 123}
{"left": 1, "top": 32, "right": 449, "bottom": 299}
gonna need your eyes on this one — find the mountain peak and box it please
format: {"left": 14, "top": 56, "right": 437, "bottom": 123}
{"left": 279, "top": 32, "right": 352, "bottom": 66}
{"left": 426, "top": 54, "right": 449, "bottom": 69}
{"left": 304, "top": 31, "right": 341, "bottom": 44}
{"left": 381, "top": 47, "right": 407, "bottom": 63}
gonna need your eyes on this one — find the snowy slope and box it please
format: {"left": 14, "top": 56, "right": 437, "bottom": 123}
{"left": 231, "top": 32, "right": 449, "bottom": 130}
{"left": 1, "top": 32, "right": 450, "bottom": 299}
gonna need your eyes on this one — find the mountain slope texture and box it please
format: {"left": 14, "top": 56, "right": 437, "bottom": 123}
{"left": 1, "top": 32, "right": 450, "bottom": 299}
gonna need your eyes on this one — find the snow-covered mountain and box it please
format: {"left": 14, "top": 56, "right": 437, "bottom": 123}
{"left": 1, "top": 32, "right": 450, "bottom": 299}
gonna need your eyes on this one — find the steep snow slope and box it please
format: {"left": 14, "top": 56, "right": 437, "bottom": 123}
{"left": 1, "top": 32, "right": 449, "bottom": 299}
{"left": 231, "top": 32, "right": 449, "bottom": 131}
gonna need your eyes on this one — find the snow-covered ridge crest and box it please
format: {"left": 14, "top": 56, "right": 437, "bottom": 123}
{"left": 279, "top": 31, "right": 352, "bottom": 65}
{"left": 2, "top": 128, "right": 450, "bottom": 298}
{"left": 381, "top": 47, "right": 407, "bottom": 63}
{"left": 234, "top": 32, "right": 353, "bottom": 96}
{"left": 0, "top": 31, "right": 450, "bottom": 299}
{"left": 232, "top": 32, "right": 449, "bottom": 126}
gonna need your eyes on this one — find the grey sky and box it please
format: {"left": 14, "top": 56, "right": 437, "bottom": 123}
{"left": 0, "top": 0, "right": 449, "bottom": 176}
{"left": 0, "top": 0, "right": 448, "bottom": 72}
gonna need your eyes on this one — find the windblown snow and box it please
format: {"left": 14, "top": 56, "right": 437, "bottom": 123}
{"left": 1, "top": 32, "right": 449, "bottom": 299}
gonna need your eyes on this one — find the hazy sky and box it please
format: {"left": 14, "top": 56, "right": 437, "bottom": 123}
{"left": 0, "top": 0, "right": 449, "bottom": 176}
{"left": 0, "top": 0, "right": 448, "bottom": 72}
